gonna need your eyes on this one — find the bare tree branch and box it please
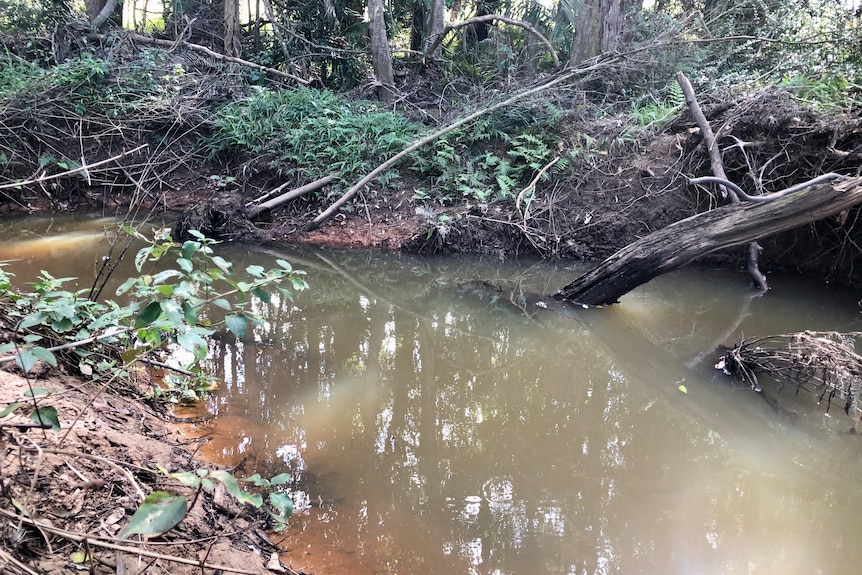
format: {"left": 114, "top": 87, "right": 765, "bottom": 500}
{"left": 424, "top": 14, "right": 560, "bottom": 67}
{"left": 86, "top": 32, "right": 309, "bottom": 85}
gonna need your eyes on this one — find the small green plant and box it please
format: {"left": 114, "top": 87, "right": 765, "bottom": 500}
{"left": 201, "top": 86, "right": 423, "bottom": 187}
{"left": 0, "top": 227, "right": 307, "bottom": 534}
{"left": 780, "top": 72, "right": 862, "bottom": 112}
{"left": 0, "top": 227, "right": 308, "bottom": 421}
{"left": 119, "top": 468, "right": 293, "bottom": 540}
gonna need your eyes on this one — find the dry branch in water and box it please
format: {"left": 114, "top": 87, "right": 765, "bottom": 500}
{"left": 720, "top": 331, "right": 862, "bottom": 422}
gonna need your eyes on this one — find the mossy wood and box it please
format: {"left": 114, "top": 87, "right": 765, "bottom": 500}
{"left": 555, "top": 176, "right": 862, "bottom": 306}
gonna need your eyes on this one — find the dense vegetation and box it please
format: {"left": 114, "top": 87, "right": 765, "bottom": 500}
{"left": 0, "top": 2, "right": 861, "bottom": 572}
{"left": 0, "top": 0, "right": 858, "bottom": 213}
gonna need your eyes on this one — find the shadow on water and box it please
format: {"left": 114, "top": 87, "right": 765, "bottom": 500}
{"left": 5, "top": 217, "right": 862, "bottom": 575}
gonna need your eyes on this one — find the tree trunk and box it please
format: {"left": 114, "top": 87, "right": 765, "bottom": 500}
{"left": 368, "top": 0, "right": 395, "bottom": 103}
{"left": 223, "top": 0, "right": 242, "bottom": 57}
{"left": 425, "top": 0, "right": 446, "bottom": 59}
{"left": 555, "top": 177, "right": 862, "bottom": 306}
{"left": 570, "top": 0, "right": 622, "bottom": 64}
{"left": 86, "top": 0, "right": 119, "bottom": 29}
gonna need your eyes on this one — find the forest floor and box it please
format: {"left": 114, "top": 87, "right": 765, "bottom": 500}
{"left": 3, "top": 64, "right": 862, "bottom": 574}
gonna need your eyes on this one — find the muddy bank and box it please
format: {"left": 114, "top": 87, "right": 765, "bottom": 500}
{"left": 0, "top": 367, "right": 299, "bottom": 575}
{"left": 7, "top": 89, "right": 861, "bottom": 288}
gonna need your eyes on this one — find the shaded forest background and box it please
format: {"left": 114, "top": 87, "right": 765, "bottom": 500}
{"left": 1, "top": 0, "right": 862, "bottom": 282}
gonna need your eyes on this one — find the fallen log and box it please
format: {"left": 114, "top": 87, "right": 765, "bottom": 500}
{"left": 247, "top": 174, "right": 337, "bottom": 218}
{"left": 554, "top": 175, "right": 862, "bottom": 306}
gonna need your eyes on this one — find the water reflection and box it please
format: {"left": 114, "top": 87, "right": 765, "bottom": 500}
{"left": 4, "top": 218, "right": 862, "bottom": 574}
{"left": 188, "top": 246, "right": 862, "bottom": 575}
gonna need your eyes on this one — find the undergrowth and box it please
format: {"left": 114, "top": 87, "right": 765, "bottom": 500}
{"left": 201, "top": 86, "right": 423, "bottom": 189}
{"left": 0, "top": 228, "right": 305, "bottom": 538}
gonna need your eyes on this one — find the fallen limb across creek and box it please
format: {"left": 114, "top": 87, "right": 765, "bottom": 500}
{"left": 554, "top": 175, "right": 862, "bottom": 306}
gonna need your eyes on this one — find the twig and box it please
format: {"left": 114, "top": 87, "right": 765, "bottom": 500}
{"left": 247, "top": 173, "right": 339, "bottom": 217}
{"left": 676, "top": 71, "right": 769, "bottom": 291}
{"left": 86, "top": 32, "right": 308, "bottom": 85}
{"left": 0, "top": 145, "right": 148, "bottom": 191}
{"left": 0, "top": 508, "right": 264, "bottom": 575}
{"left": 0, "top": 547, "right": 40, "bottom": 575}
{"left": 23, "top": 446, "right": 146, "bottom": 501}
{"left": 516, "top": 156, "right": 559, "bottom": 222}
{"left": 424, "top": 13, "right": 561, "bottom": 67}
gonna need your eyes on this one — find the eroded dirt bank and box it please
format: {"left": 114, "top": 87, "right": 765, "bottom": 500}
{"left": 0, "top": 367, "right": 298, "bottom": 574}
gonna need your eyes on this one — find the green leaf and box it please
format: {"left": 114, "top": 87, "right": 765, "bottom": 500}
{"left": 19, "top": 311, "right": 48, "bottom": 330}
{"left": 242, "top": 473, "right": 268, "bottom": 487}
{"left": 30, "top": 406, "right": 60, "bottom": 430}
{"left": 211, "top": 298, "right": 232, "bottom": 311}
{"left": 0, "top": 343, "right": 14, "bottom": 354}
{"left": 225, "top": 314, "right": 249, "bottom": 341}
{"left": 269, "top": 473, "right": 291, "bottom": 485}
{"left": 23, "top": 387, "right": 49, "bottom": 397}
{"left": 121, "top": 225, "right": 145, "bottom": 240}
{"left": 134, "top": 246, "right": 154, "bottom": 272}
{"left": 251, "top": 286, "right": 270, "bottom": 303}
{"left": 211, "top": 256, "right": 233, "bottom": 275}
{"left": 176, "top": 258, "right": 194, "bottom": 273}
{"left": 30, "top": 346, "right": 57, "bottom": 367}
{"left": 181, "top": 240, "right": 200, "bottom": 260}
{"left": 236, "top": 281, "right": 253, "bottom": 293}
{"left": 269, "top": 492, "right": 293, "bottom": 519}
{"left": 246, "top": 265, "right": 265, "bottom": 277}
{"left": 16, "top": 349, "right": 37, "bottom": 374}
{"left": 0, "top": 402, "right": 23, "bottom": 418}
{"left": 116, "top": 278, "right": 137, "bottom": 296}
{"left": 135, "top": 301, "right": 163, "bottom": 328}
{"left": 153, "top": 270, "right": 183, "bottom": 284}
{"left": 169, "top": 471, "right": 202, "bottom": 488}
{"left": 177, "top": 331, "right": 208, "bottom": 360}
{"left": 182, "top": 301, "right": 197, "bottom": 327}
{"left": 276, "top": 260, "right": 292, "bottom": 272}
{"left": 121, "top": 491, "right": 188, "bottom": 539}
{"left": 678, "top": 384, "right": 688, "bottom": 394}
{"left": 211, "top": 470, "right": 262, "bottom": 507}
{"left": 161, "top": 300, "right": 183, "bottom": 325}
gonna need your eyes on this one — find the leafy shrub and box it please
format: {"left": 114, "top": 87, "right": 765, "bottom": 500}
{"left": 201, "top": 86, "right": 424, "bottom": 187}
{"left": 0, "top": 228, "right": 307, "bottom": 401}
{"left": 0, "top": 228, "right": 304, "bottom": 536}
{"left": 410, "top": 101, "right": 570, "bottom": 204}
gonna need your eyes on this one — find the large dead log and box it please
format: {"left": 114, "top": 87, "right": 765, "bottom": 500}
{"left": 554, "top": 176, "right": 862, "bottom": 306}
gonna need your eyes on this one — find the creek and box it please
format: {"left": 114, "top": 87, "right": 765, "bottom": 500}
{"left": 3, "top": 213, "right": 862, "bottom": 575}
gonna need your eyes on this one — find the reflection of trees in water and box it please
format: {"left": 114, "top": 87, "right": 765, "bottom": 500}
{"left": 198, "top": 250, "right": 670, "bottom": 573}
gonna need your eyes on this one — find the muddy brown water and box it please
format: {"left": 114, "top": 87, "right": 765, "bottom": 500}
{"left": 4, "top": 214, "right": 862, "bottom": 575}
